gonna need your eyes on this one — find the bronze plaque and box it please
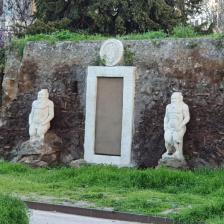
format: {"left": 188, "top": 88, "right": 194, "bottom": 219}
{"left": 95, "top": 77, "right": 123, "bottom": 156}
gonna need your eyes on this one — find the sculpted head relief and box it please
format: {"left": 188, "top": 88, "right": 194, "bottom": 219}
{"left": 171, "top": 92, "right": 183, "bottom": 104}
{"left": 29, "top": 89, "right": 54, "bottom": 142}
{"left": 37, "top": 89, "right": 49, "bottom": 100}
{"left": 163, "top": 92, "right": 190, "bottom": 160}
{"left": 99, "top": 39, "right": 124, "bottom": 66}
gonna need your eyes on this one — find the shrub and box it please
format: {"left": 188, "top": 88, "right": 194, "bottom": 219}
{"left": 0, "top": 195, "right": 29, "bottom": 224}
{"left": 26, "top": 18, "right": 71, "bottom": 35}
{"left": 13, "top": 18, "right": 72, "bottom": 37}
{"left": 172, "top": 25, "right": 198, "bottom": 38}
{"left": 120, "top": 31, "right": 167, "bottom": 40}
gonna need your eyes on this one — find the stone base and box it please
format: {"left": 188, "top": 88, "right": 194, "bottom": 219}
{"left": 69, "top": 159, "right": 87, "bottom": 168}
{"left": 157, "top": 156, "right": 188, "bottom": 170}
{"left": 11, "top": 132, "right": 62, "bottom": 167}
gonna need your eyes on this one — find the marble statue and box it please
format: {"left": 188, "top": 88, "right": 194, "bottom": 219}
{"left": 29, "top": 89, "right": 54, "bottom": 142}
{"left": 163, "top": 92, "right": 190, "bottom": 160}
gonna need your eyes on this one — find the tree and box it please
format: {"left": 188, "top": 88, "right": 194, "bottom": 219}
{"left": 216, "top": 0, "right": 224, "bottom": 32}
{"left": 5, "top": 0, "right": 34, "bottom": 27}
{"left": 4, "top": 0, "right": 35, "bottom": 37}
{"left": 34, "top": 0, "right": 203, "bottom": 35}
{"left": 174, "top": 0, "right": 203, "bottom": 22}
{"left": 0, "top": 0, "right": 3, "bottom": 16}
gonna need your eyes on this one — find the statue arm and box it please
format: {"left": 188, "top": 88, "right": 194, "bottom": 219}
{"left": 29, "top": 103, "right": 35, "bottom": 125}
{"left": 181, "top": 105, "right": 190, "bottom": 127}
{"left": 48, "top": 102, "right": 54, "bottom": 122}
{"left": 29, "top": 113, "right": 32, "bottom": 125}
{"left": 41, "top": 102, "right": 54, "bottom": 125}
{"left": 164, "top": 106, "right": 169, "bottom": 131}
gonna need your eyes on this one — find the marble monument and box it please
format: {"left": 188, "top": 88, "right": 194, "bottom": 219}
{"left": 12, "top": 89, "right": 61, "bottom": 167}
{"left": 99, "top": 39, "right": 124, "bottom": 66}
{"left": 84, "top": 39, "right": 136, "bottom": 167}
{"left": 29, "top": 89, "right": 54, "bottom": 142}
{"left": 158, "top": 92, "right": 190, "bottom": 169}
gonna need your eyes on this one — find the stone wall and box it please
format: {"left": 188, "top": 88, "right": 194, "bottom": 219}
{"left": 0, "top": 39, "right": 224, "bottom": 168}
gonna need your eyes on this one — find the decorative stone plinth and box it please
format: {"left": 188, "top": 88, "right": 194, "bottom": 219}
{"left": 157, "top": 156, "right": 188, "bottom": 170}
{"left": 12, "top": 133, "right": 62, "bottom": 167}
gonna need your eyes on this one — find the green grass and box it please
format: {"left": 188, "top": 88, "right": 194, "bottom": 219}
{"left": 9, "top": 30, "right": 106, "bottom": 58}
{"left": 0, "top": 194, "right": 29, "bottom": 224}
{"left": 9, "top": 28, "right": 224, "bottom": 59}
{"left": 171, "top": 25, "right": 198, "bottom": 38}
{"left": 1, "top": 162, "right": 224, "bottom": 223}
{"left": 119, "top": 30, "right": 168, "bottom": 40}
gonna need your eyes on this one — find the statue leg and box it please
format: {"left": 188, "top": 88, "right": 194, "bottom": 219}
{"left": 29, "top": 125, "right": 37, "bottom": 141}
{"left": 173, "top": 130, "right": 185, "bottom": 160}
{"left": 173, "top": 141, "right": 184, "bottom": 160}
{"left": 165, "top": 142, "right": 173, "bottom": 155}
{"left": 163, "top": 131, "right": 173, "bottom": 157}
{"left": 37, "top": 123, "right": 50, "bottom": 141}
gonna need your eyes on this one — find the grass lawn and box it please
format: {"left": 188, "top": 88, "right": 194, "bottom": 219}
{"left": 1, "top": 162, "right": 224, "bottom": 223}
{"left": 0, "top": 194, "right": 29, "bottom": 224}
{"left": 8, "top": 29, "right": 224, "bottom": 59}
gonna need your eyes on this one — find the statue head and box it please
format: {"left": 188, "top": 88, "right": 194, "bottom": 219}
{"left": 171, "top": 92, "right": 183, "bottom": 104}
{"left": 37, "top": 89, "right": 49, "bottom": 100}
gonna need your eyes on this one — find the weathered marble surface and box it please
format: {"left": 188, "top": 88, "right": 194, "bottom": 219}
{"left": 29, "top": 89, "right": 54, "bottom": 142}
{"left": 158, "top": 92, "right": 190, "bottom": 169}
{"left": 163, "top": 93, "right": 190, "bottom": 159}
{"left": 100, "top": 39, "right": 124, "bottom": 66}
{"left": 1, "top": 39, "right": 224, "bottom": 168}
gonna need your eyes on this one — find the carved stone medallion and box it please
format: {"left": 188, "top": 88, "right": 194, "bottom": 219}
{"left": 100, "top": 39, "right": 124, "bottom": 66}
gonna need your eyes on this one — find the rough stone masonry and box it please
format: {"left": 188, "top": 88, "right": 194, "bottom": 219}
{"left": 0, "top": 39, "right": 224, "bottom": 168}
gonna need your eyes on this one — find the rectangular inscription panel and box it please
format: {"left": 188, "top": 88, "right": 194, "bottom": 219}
{"left": 95, "top": 77, "right": 123, "bottom": 156}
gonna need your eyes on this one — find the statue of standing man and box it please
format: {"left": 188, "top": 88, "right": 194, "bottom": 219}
{"left": 29, "top": 89, "right": 54, "bottom": 142}
{"left": 162, "top": 92, "right": 190, "bottom": 161}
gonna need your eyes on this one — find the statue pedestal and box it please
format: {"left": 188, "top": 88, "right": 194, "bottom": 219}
{"left": 12, "top": 132, "right": 62, "bottom": 167}
{"left": 157, "top": 155, "right": 188, "bottom": 170}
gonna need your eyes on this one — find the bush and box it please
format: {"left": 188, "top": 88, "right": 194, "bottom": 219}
{"left": 172, "top": 25, "right": 198, "bottom": 38}
{"left": 27, "top": 18, "right": 71, "bottom": 35}
{"left": 13, "top": 18, "right": 72, "bottom": 37}
{"left": 120, "top": 31, "right": 167, "bottom": 40}
{"left": 0, "top": 195, "right": 29, "bottom": 224}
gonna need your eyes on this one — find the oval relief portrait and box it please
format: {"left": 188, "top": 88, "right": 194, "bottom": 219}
{"left": 100, "top": 39, "right": 124, "bottom": 66}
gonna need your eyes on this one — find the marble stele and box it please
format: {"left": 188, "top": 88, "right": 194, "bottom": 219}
{"left": 29, "top": 89, "right": 54, "bottom": 142}
{"left": 163, "top": 92, "right": 190, "bottom": 161}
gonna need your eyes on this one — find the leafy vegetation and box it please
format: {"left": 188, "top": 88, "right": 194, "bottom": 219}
{"left": 120, "top": 30, "right": 168, "bottom": 40}
{"left": 33, "top": 0, "right": 202, "bottom": 35}
{"left": 123, "top": 47, "right": 134, "bottom": 65}
{"left": 94, "top": 56, "right": 106, "bottom": 66}
{"left": 0, "top": 48, "right": 5, "bottom": 74}
{"left": 8, "top": 28, "right": 224, "bottom": 60}
{"left": 0, "top": 194, "right": 29, "bottom": 224}
{"left": 0, "top": 48, "right": 5, "bottom": 105}
{"left": 172, "top": 25, "right": 198, "bottom": 38}
{"left": 1, "top": 161, "right": 224, "bottom": 223}
{"left": 15, "top": 18, "right": 72, "bottom": 37}
{"left": 9, "top": 30, "right": 106, "bottom": 58}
